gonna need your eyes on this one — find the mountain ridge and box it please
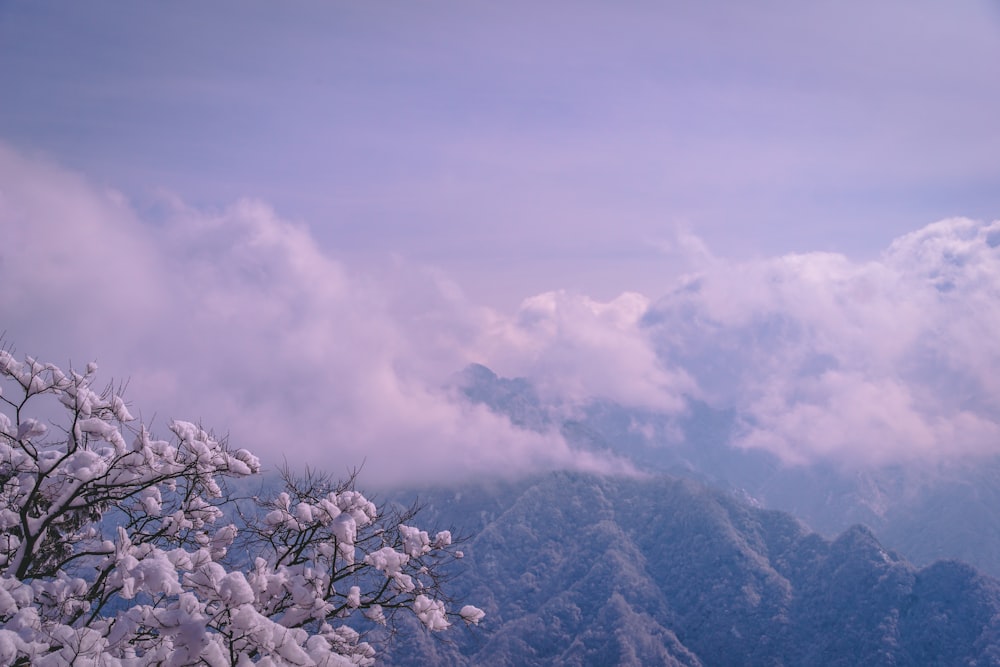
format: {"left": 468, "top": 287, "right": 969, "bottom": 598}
{"left": 380, "top": 472, "right": 1000, "bottom": 666}
{"left": 457, "top": 363, "right": 1000, "bottom": 579}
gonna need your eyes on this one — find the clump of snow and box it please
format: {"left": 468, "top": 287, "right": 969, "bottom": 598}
{"left": 364, "top": 547, "right": 409, "bottom": 576}
{"left": 460, "top": 605, "right": 486, "bottom": 625}
{"left": 331, "top": 513, "right": 357, "bottom": 545}
{"left": 414, "top": 595, "right": 450, "bottom": 631}
{"left": 217, "top": 572, "right": 255, "bottom": 606}
{"left": 399, "top": 524, "right": 431, "bottom": 557}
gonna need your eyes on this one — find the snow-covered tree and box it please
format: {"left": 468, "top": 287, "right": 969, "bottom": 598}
{"left": 0, "top": 348, "right": 483, "bottom": 666}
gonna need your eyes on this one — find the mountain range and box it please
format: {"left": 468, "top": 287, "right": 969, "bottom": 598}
{"left": 379, "top": 472, "right": 1000, "bottom": 666}
{"left": 457, "top": 363, "right": 1000, "bottom": 579}
{"left": 363, "top": 363, "right": 1000, "bottom": 664}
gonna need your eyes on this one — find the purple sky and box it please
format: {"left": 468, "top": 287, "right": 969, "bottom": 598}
{"left": 2, "top": 2, "right": 999, "bottom": 483}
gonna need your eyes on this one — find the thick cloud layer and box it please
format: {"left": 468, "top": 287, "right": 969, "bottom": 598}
{"left": 3, "top": 144, "right": 999, "bottom": 475}
{"left": 646, "top": 219, "right": 1000, "bottom": 465}
{"left": 0, "top": 145, "right": 639, "bottom": 485}
{"left": 475, "top": 290, "right": 695, "bottom": 414}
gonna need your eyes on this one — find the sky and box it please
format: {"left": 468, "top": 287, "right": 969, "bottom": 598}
{"left": 2, "top": 2, "right": 999, "bottom": 484}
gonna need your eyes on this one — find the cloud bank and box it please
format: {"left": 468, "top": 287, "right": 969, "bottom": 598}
{"left": 3, "top": 143, "right": 999, "bottom": 475}
{"left": 0, "top": 144, "right": 642, "bottom": 485}
{"left": 646, "top": 218, "right": 1000, "bottom": 466}
{"left": 475, "top": 289, "right": 695, "bottom": 414}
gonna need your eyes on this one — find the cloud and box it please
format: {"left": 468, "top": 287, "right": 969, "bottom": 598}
{"left": 5, "top": 142, "right": 998, "bottom": 474}
{"left": 645, "top": 217, "right": 1000, "bottom": 466}
{"left": 475, "top": 290, "right": 694, "bottom": 414}
{"left": 0, "top": 143, "right": 642, "bottom": 486}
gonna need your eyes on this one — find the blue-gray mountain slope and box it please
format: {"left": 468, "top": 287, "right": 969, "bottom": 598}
{"left": 381, "top": 473, "right": 1000, "bottom": 666}
{"left": 459, "top": 363, "right": 1000, "bottom": 579}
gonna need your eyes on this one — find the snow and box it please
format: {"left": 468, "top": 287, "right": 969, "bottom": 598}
{"left": 78, "top": 417, "right": 125, "bottom": 448}
{"left": 364, "top": 547, "right": 409, "bottom": 576}
{"left": 218, "top": 572, "right": 255, "bottom": 606}
{"left": 295, "top": 502, "right": 315, "bottom": 524}
{"left": 391, "top": 572, "right": 415, "bottom": 594}
{"left": 140, "top": 486, "right": 163, "bottom": 516}
{"left": 0, "top": 351, "right": 479, "bottom": 666}
{"left": 399, "top": 525, "right": 431, "bottom": 557}
{"left": 0, "top": 632, "right": 26, "bottom": 666}
{"left": 362, "top": 605, "right": 386, "bottom": 626}
{"left": 330, "top": 513, "right": 357, "bottom": 546}
{"left": 459, "top": 605, "right": 486, "bottom": 625}
{"left": 413, "top": 595, "right": 450, "bottom": 631}
{"left": 109, "top": 394, "right": 134, "bottom": 422}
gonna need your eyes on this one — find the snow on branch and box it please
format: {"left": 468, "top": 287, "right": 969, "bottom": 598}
{"left": 0, "top": 348, "right": 483, "bottom": 666}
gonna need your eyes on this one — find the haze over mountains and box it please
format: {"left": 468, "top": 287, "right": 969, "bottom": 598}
{"left": 459, "top": 363, "right": 1000, "bottom": 579}
{"left": 348, "top": 361, "right": 1000, "bottom": 665}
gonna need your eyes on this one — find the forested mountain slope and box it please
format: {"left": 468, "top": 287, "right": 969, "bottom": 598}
{"left": 381, "top": 473, "right": 1000, "bottom": 666}
{"left": 459, "top": 363, "right": 1000, "bottom": 579}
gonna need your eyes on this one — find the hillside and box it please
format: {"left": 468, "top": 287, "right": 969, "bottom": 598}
{"left": 459, "top": 363, "right": 1000, "bottom": 578}
{"left": 381, "top": 473, "right": 1000, "bottom": 666}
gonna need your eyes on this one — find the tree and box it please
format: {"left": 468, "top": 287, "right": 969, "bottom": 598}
{"left": 0, "top": 348, "right": 483, "bottom": 666}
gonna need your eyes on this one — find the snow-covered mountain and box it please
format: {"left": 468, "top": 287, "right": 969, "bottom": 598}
{"left": 381, "top": 472, "right": 1000, "bottom": 666}
{"left": 458, "top": 363, "right": 1000, "bottom": 579}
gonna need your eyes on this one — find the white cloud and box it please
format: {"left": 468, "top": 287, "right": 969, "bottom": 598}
{"left": 6, "top": 142, "right": 998, "bottom": 474}
{"left": 647, "top": 217, "right": 1000, "bottom": 466}
{"left": 476, "top": 289, "right": 694, "bottom": 414}
{"left": 0, "top": 144, "right": 640, "bottom": 485}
